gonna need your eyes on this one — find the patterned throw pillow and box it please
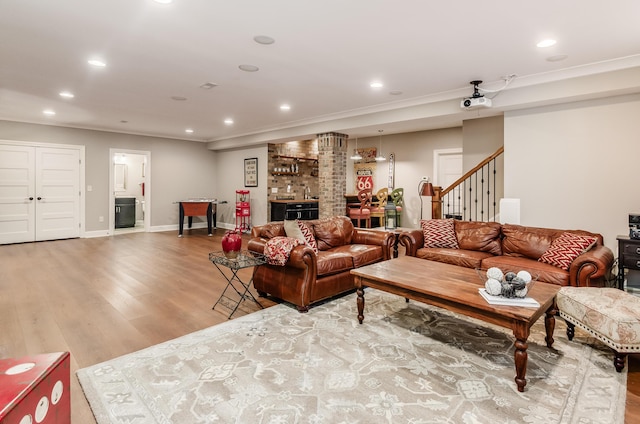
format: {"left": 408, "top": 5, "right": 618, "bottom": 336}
{"left": 297, "top": 220, "right": 319, "bottom": 253}
{"left": 538, "top": 232, "right": 597, "bottom": 270}
{"left": 284, "top": 219, "right": 318, "bottom": 253}
{"left": 421, "top": 219, "right": 459, "bottom": 249}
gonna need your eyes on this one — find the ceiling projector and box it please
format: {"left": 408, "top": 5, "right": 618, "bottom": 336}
{"left": 461, "top": 96, "right": 492, "bottom": 109}
{"left": 460, "top": 80, "right": 492, "bottom": 110}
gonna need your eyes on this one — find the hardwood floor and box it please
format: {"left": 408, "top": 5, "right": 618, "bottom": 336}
{"left": 0, "top": 229, "right": 638, "bottom": 423}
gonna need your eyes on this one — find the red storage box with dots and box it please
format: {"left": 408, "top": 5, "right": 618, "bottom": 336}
{"left": 0, "top": 352, "right": 70, "bottom": 424}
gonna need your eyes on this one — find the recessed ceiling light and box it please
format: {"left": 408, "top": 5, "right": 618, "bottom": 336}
{"left": 153, "top": 0, "right": 173, "bottom": 4}
{"left": 224, "top": 118, "right": 234, "bottom": 125}
{"left": 185, "top": 129, "right": 194, "bottom": 133}
{"left": 280, "top": 104, "right": 291, "bottom": 111}
{"left": 370, "top": 81, "right": 384, "bottom": 89}
{"left": 59, "top": 91, "right": 74, "bottom": 98}
{"left": 171, "top": 96, "right": 187, "bottom": 101}
{"left": 238, "top": 64, "right": 259, "bottom": 72}
{"left": 43, "top": 109, "right": 56, "bottom": 116}
{"left": 199, "top": 82, "right": 218, "bottom": 90}
{"left": 253, "top": 35, "right": 275, "bottom": 45}
{"left": 87, "top": 59, "right": 106, "bottom": 67}
{"left": 546, "top": 54, "right": 568, "bottom": 62}
{"left": 537, "top": 39, "right": 557, "bottom": 48}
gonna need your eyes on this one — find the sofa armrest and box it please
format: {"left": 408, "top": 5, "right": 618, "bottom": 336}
{"left": 398, "top": 229, "right": 424, "bottom": 257}
{"left": 352, "top": 229, "right": 395, "bottom": 260}
{"left": 247, "top": 237, "right": 316, "bottom": 270}
{"left": 569, "top": 244, "right": 615, "bottom": 287}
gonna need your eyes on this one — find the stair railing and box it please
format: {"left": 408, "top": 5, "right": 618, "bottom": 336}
{"left": 431, "top": 146, "right": 504, "bottom": 222}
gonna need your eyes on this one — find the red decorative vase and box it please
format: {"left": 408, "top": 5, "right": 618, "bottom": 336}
{"left": 221, "top": 230, "right": 242, "bottom": 259}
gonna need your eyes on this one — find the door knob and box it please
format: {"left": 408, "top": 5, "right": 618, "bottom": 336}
{"left": 28, "top": 197, "right": 34, "bottom": 200}
{"left": 37, "top": 197, "right": 42, "bottom": 200}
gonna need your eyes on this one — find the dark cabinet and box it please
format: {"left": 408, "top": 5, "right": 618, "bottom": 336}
{"left": 271, "top": 201, "right": 319, "bottom": 221}
{"left": 115, "top": 197, "right": 136, "bottom": 228}
{"left": 617, "top": 235, "right": 640, "bottom": 290}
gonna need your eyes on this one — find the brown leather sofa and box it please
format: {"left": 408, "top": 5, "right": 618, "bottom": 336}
{"left": 399, "top": 221, "right": 615, "bottom": 287}
{"left": 248, "top": 216, "right": 394, "bottom": 312}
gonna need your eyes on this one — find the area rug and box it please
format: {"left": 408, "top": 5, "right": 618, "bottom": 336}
{"left": 77, "top": 289, "right": 627, "bottom": 423}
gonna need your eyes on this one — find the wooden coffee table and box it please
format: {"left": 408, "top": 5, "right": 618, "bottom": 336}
{"left": 350, "top": 256, "right": 560, "bottom": 392}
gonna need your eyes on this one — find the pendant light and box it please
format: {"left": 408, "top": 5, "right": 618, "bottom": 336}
{"left": 350, "top": 137, "right": 362, "bottom": 160}
{"left": 375, "top": 129, "right": 386, "bottom": 161}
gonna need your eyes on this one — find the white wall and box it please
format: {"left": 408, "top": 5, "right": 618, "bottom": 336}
{"left": 347, "top": 128, "right": 463, "bottom": 228}
{"left": 504, "top": 93, "right": 640, "bottom": 252}
{"left": 214, "top": 145, "right": 268, "bottom": 229}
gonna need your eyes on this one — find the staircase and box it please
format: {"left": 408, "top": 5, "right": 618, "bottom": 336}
{"left": 431, "top": 146, "right": 504, "bottom": 222}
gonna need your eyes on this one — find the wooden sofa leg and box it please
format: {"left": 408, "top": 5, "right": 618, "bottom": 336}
{"left": 614, "top": 352, "right": 627, "bottom": 372}
{"left": 565, "top": 321, "right": 575, "bottom": 341}
{"left": 297, "top": 305, "right": 309, "bottom": 313}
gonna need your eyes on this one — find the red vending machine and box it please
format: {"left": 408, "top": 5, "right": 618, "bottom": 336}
{"left": 0, "top": 352, "right": 71, "bottom": 424}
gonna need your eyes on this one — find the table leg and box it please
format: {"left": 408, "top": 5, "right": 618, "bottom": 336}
{"left": 544, "top": 299, "right": 557, "bottom": 348}
{"left": 212, "top": 264, "right": 263, "bottom": 319}
{"left": 207, "top": 203, "right": 213, "bottom": 236}
{"left": 356, "top": 281, "right": 365, "bottom": 324}
{"left": 512, "top": 322, "right": 530, "bottom": 392}
{"left": 178, "top": 203, "right": 184, "bottom": 237}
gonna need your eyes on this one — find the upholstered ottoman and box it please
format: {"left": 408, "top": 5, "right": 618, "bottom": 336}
{"left": 556, "top": 287, "right": 640, "bottom": 372}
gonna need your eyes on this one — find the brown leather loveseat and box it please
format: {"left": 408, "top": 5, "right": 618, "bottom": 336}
{"left": 400, "top": 220, "right": 615, "bottom": 287}
{"left": 248, "top": 216, "right": 394, "bottom": 312}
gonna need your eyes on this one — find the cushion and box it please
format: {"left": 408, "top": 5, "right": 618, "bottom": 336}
{"left": 297, "top": 220, "right": 319, "bottom": 253}
{"left": 420, "top": 219, "right": 459, "bottom": 249}
{"left": 454, "top": 221, "right": 502, "bottom": 255}
{"left": 284, "top": 219, "right": 318, "bottom": 254}
{"left": 313, "top": 216, "right": 354, "bottom": 251}
{"left": 538, "top": 232, "right": 597, "bottom": 270}
{"left": 284, "top": 219, "right": 304, "bottom": 240}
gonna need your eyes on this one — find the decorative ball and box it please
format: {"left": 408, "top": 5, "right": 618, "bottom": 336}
{"left": 485, "top": 278, "right": 502, "bottom": 295}
{"left": 515, "top": 287, "right": 528, "bottom": 298}
{"left": 517, "top": 270, "right": 532, "bottom": 283}
{"left": 501, "top": 282, "right": 516, "bottom": 298}
{"left": 505, "top": 272, "right": 517, "bottom": 282}
{"left": 486, "top": 267, "right": 504, "bottom": 281}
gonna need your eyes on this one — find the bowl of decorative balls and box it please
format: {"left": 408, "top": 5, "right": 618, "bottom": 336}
{"left": 477, "top": 267, "right": 537, "bottom": 299}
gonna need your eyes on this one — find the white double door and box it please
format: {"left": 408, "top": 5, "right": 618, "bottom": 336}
{"left": 0, "top": 143, "right": 81, "bottom": 244}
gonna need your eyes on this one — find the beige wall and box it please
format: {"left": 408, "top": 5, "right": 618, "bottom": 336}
{"left": 0, "top": 120, "right": 217, "bottom": 233}
{"left": 504, "top": 93, "right": 640, "bottom": 252}
{"left": 214, "top": 145, "right": 269, "bottom": 228}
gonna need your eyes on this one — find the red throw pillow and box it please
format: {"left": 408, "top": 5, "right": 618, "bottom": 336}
{"left": 420, "top": 219, "right": 459, "bottom": 249}
{"left": 538, "top": 232, "right": 597, "bottom": 270}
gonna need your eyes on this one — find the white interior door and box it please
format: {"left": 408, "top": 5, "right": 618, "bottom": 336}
{"left": 35, "top": 147, "right": 80, "bottom": 241}
{"left": 0, "top": 143, "right": 80, "bottom": 244}
{"left": 435, "top": 149, "right": 463, "bottom": 218}
{"left": 0, "top": 144, "right": 36, "bottom": 244}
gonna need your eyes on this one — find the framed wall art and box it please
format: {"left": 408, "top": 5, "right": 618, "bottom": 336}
{"left": 244, "top": 157, "right": 258, "bottom": 187}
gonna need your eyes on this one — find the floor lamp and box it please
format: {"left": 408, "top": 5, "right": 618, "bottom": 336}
{"left": 418, "top": 178, "right": 435, "bottom": 220}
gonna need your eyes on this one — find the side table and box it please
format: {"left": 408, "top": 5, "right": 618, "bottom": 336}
{"left": 617, "top": 235, "right": 640, "bottom": 290}
{"left": 370, "top": 226, "right": 412, "bottom": 258}
{"left": 209, "top": 250, "right": 266, "bottom": 319}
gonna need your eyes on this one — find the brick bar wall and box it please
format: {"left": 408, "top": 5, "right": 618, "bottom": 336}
{"left": 317, "top": 132, "right": 348, "bottom": 219}
{"left": 267, "top": 140, "right": 319, "bottom": 220}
